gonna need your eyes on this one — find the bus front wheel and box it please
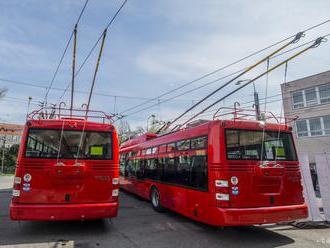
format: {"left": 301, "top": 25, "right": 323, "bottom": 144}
{"left": 150, "top": 187, "right": 164, "bottom": 212}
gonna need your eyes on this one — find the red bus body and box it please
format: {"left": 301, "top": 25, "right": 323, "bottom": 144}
{"left": 120, "top": 120, "right": 308, "bottom": 226}
{"left": 10, "top": 118, "right": 119, "bottom": 221}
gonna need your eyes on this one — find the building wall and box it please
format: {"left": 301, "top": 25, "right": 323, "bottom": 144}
{"left": 0, "top": 123, "right": 24, "bottom": 148}
{"left": 281, "top": 70, "right": 330, "bottom": 163}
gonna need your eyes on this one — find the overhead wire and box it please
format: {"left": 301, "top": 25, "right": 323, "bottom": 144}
{"left": 1, "top": 77, "right": 199, "bottom": 101}
{"left": 58, "top": 0, "right": 128, "bottom": 103}
{"left": 176, "top": 36, "right": 327, "bottom": 129}
{"left": 44, "top": 0, "right": 90, "bottom": 105}
{"left": 119, "top": 19, "right": 330, "bottom": 115}
{"left": 120, "top": 33, "right": 330, "bottom": 120}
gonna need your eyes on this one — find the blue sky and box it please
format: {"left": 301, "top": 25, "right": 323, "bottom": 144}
{"left": 0, "top": 0, "right": 330, "bottom": 129}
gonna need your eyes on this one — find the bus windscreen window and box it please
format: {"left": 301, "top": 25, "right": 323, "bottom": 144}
{"left": 25, "top": 129, "right": 112, "bottom": 159}
{"left": 225, "top": 129, "right": 297, "bottom": 161}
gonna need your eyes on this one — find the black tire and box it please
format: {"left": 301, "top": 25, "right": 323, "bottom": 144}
{"left": 150, "top": 187, "right": 164, "bottom": 212}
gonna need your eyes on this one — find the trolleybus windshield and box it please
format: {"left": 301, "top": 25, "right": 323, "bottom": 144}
{"left": 25, "top": 128, "right": 113, "bottom": 160}
{"left": 225, "top": 129, "right": 297, "bottom": 161}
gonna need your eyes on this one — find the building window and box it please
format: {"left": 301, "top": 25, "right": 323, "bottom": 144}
{"left": 305, "top": 87, "right": 318, "bottom": 106}
{"left": 296, "top": 115, "right": 330, "bottom": 138}
{"left": 296, "top": 120, "right": 308, "bottom": 137}
{"left": 324, "top": 116, "right": 330, "bottom": 135}
{"left": 292, "top": 91, "right": 304, "bottom": 109}
{"left": 309, "top": 118, "right": 322, "bottom": 136}
{"left": 292, "top": 83, "right": 330, "bottom": 109}
{"left": 319, "top": 84, "right": 330, "bottom": 103}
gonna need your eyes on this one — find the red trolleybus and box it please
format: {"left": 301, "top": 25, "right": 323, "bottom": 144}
{"left": 10, "top": 107, "right": 120, "bottom": 221}
{"left": 120, "top": 111, "right": 308, "bottom": 226}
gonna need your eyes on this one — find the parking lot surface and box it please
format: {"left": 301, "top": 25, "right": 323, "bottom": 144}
{"left": 0, "top": 176, "right": 329, "bottom": 248}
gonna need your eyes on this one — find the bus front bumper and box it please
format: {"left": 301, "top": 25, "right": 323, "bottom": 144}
{"left": 10, "top": 201, "right": 118, "bottom": 221}
{"left": 216, "top": 204, "right": 308, "bottom": 226}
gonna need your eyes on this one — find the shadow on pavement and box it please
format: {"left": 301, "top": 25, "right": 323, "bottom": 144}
{"left": 0, "top": 191, "right": 298, "bottom": 248}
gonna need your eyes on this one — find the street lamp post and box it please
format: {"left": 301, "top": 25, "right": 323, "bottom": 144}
{"left": 147, "top": 114, "right": 156, "bottom": 132}
{"left": 235, "top": 80, "right": 260, "bottom": 120}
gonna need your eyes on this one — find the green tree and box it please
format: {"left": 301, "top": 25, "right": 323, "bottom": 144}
{"left": 1, "top": 144, "right": 19, "bottom": 174}
{"left": 0, "top": 88, "right": 7, "bottom": 99}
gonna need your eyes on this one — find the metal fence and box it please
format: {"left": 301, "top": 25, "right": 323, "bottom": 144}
{"left": 299, "top": 153, "right": 330, "bottom": 222}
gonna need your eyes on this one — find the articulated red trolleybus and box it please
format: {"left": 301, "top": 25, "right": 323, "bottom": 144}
{"left": 10, "top": 107, "right": 120, "bottom": 221}
{"left": 120, "top": 109, "right": 308, "bottom": 226}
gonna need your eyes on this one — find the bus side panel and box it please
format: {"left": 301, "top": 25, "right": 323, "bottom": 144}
{"left": 135, "top": 179, "right": 151, "bottom": 200}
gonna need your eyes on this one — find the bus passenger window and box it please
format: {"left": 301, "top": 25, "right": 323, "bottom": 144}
{"left": 177, "top": 156, "right": 191, "bottom": 186}
{"left": 191, "top": 136, "right": 207, "bottom": 149}
{"left": 120, "top": 153, "right": 128, "bottom": 176}
{"left": 146, "top": 148, "right": 152, "bottom": 155}
{"left": 157, "top": 158, "right": 165, "bottom": 180}
{"left": 167, "top": 143, "right": 177, "bottom": 152}
{"left": 127, "top": 159, "right": 136, "bottom": 177}
{"left": 151, "top": 147, "right": 158, "bottom": 154}
{"left": 177, "top": 140, "right": 190, "bottom": 151}
{"left": 163, "top": 157, "right": 177, "bottom": 183}
{"left": 136, "top": 159, "right": 144, "bottom": 179}
{"left": 144, "top": 159, "right": 152, "bottom": 179}
{"left": 159, "top": 145, "right": 167, "bottom": 153}
{"left": 190, "top": 156, "right": 208, "bottom": 190}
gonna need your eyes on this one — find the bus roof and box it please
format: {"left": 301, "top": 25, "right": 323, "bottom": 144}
{"left": 120, "top": 119, "right": 291, "bottom": 152}
{"left": 25, "top": 118, "right": 115, "bottom": 132}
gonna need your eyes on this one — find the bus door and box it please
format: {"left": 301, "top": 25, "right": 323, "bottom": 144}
{"left": 18, "top": 128, "right": 116, "bottom": 204}
{"left": 224, "top": 129, "right": 303, "bottom": 208}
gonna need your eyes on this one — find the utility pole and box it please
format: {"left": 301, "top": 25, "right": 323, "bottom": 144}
{"left": 235, "top": 80, "right": 260, "bottom": 120}
{"left": 147, "top": 114, "right": 156, "bottom": 132}
{"left": 252, "top": 82, "right": 261, "bottom": 120}
{"left": 70, "top": 24, "right": 78, "bottom": 116}
{"left": 26, "top": 96, "right": 32, "bottom": 120}
{"left": 1, "top": 136, "right": 6, "bottom": 175}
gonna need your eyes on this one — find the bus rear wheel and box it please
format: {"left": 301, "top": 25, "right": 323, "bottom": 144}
{"left": 150, "top": 187, "right": 164, "bottom": 212}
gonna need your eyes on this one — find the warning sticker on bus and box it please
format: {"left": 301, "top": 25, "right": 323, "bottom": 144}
{"left": 275, "top": 147, "right": 285, "bottom": 157}
{"left": 90, "top": 146, "right": 104, "bottom": 156}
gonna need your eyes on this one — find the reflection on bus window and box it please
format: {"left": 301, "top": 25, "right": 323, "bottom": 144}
{"left": 177, "top": 140, "right": 190, "bottom": 151}
{"left": 166, "top": 143, "right": 177, "bottom": 152}
{"left": 191, "top": 136, "right": 208, "bottom": 149}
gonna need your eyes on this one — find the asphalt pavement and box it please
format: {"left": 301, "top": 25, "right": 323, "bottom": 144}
{"left": 0, "top": 176, "right": 329, "bottom": 248}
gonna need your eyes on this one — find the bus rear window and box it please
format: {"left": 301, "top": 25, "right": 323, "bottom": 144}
{"left": 225, "top": 129, "right": 297, "bottom": 161}
{"left": 25, "top": 129, "right": 113, "bottom": 159}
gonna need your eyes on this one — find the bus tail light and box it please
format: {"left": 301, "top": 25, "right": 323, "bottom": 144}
{"left": 14, "top": 177, "right": 22, "bottom": 185}
{"left": 216, "top": 193, "right": 230, "bottom": 201}
{"left": 112, "top": 189, "right": 119, "bottom": 197}
{"left": 215, "top": 179, "right": 230, "bottom": 207}
{"left": 112, "top": 178, "right": 119, "bottom": 185}
{"left": 12, "top": 189, "right": 20, "bottom": 197}
{"left": 12, "top": 177, "right": 22, "bottom": 202}
{"left": 215, "top": 180, "right": 228, "bottom": 187}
